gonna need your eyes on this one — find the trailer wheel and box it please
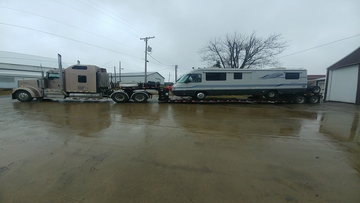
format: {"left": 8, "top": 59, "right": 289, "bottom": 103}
{"left": 266, "top": 90, "right": 277, "bottom": 99}
{"left": 132, "top": 92, "right": 148, "bottom": 103}
{"left": 312, "top": 86, "right": 321, "bottom": 94}
{"left": 194, "top": 92, "right": 206, "bottom": 100}
{"left": 111, "top": 92, "right": 129, "bottom": 103}
{"left": 308, "top": 95, "right": 320, "bottom": 104}
{"left": 16, "top": 90, "right": 33, "bottom": 102}
{"left": 294, "top": 95, "right": 305, "bottom": 104}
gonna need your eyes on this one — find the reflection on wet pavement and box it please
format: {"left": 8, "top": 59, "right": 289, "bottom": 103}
{"left": 0, "top": 97, "right": 359, "bottom": 202}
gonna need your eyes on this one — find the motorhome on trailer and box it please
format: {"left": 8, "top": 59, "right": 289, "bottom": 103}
{"left": 171, "top": 68, "right": 318, "bottom": 100}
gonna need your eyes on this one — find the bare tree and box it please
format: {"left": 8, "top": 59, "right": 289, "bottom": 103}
{"left": 200, "top": 32, "right": 287, "bottom": 69}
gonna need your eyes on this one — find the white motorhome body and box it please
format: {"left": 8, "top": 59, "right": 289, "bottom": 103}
{"left": 171, "top": 68, "right": 308, "bottom": 99}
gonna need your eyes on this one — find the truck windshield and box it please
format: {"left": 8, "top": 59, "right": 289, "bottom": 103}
{"left": 48, "top": 73, "right": 60, "bottom": 80}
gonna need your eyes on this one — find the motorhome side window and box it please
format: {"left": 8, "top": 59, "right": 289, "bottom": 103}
{"left": 206, "top": 73, "right": 226, "bottom": 81}
{"left": 234, "top": 73, "right": 242, "bottom": 79}
{"left": 78, "top": 75, "right": 87, "bottom": 83}
{"left": 285, "top": 73, "right": 300, "bottom": 79}
{"left": 48, "top": 73, "right": 59, "bottom": 80}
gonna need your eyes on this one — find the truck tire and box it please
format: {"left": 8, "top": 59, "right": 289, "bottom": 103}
{"left": 194, "top": 92, "right": 206, "bottom": 100}
{"left": 294, "top": 95, "right": 305, "bottom": 104}
{"left": 308, "top": 95, "right": 320, "bottom": 104}
{"left": 111, "top": 92, "right": 129, "bottom": 103}
{"left": 265, "top": 90, "right": 277, "bottom": 99}
{"left": 16, "top": 90, "right": 33, "bottom": 102}
{"left": 132, "top": 92, "right": 148, "bottom": 103}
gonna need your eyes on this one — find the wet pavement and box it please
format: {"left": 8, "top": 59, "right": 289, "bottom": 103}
{"left": 0, "top": 96, "right": 359, "bottom": 203}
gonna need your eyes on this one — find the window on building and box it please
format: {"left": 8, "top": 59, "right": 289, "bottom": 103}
{"left": 0, "top": 76, "right": 15, "bottom": 83}
{"left": 206, "top": 73, "right": 226, "bottom": 81}
{"left": 72, "top": 66, "right": 88, "bottom": 70}
{"left": 78, "top": 75, "right": 87, "bottom": 83}
{"left": 285, "top": 73, "right": 300, "bottom": 79}
{"left": 234, "top": 73, "right": 243, "bottom": 79}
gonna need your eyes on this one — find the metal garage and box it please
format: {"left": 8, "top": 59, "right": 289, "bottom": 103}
{"left": 325, "top": 47, "right": 360, "bottom": 104}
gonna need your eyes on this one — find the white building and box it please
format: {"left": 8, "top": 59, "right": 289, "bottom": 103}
{"left": 0, "top": 51, "right": 58, "bottom": 88}
{"left": 325, "top": 47, "right": 360, "bottom": 104}
{"left": 0, "top": 51, "right": 165, "bottom": 88}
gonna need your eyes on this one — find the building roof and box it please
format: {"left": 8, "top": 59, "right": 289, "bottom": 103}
{"left": 0, "top": 51, "right": 58, "bottom": 68}
{"left": 327, "top": 46, "right": 360, "bottom": 70}
{"left": 307, "top": 75, "right": 326, "bottom": 80}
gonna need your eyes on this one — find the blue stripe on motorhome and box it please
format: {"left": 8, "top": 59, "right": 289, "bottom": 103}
{"left": 174, "top": 83, "right": 307, "bottom": 89}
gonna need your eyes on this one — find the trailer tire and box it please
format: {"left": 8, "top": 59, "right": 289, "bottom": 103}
{"left": 132, "top": 92, "right": 148, "bottom": 103}
{"left": 308, "top": 95, "right": 320, "bottom": 104}
{"left": 194, "top": 92, "right": 206, "bottom": 100}
{"left": 266, "top": 90, "right": 277, "bottom": 99}
{"left": 16, "top": 90, "right": 33, "bottom": 102}
{"left": 312, "top": 86, "right": 321, "bottom": 94}
{"left": 294, "top": 95, "right": 305, "bottom": 104}
{"left": 112, "top": 92, "right": 129, "bottom": 103}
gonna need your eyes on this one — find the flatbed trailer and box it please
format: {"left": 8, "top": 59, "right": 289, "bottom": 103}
{"left": 155, "top": 88, "right": 321, "bottom": 104}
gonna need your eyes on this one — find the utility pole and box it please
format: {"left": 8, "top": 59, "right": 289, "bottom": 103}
{"left": 140, "top": 36, "right": 155, "bottom": 85}
{"left": 175, "top": 65, "right": 178, "bottom": 82}
{"left": 114, "top": 66, "right": 117, "bottom": 85}
{"left": 119, "top": 61, "right": 122, "bottom": 83}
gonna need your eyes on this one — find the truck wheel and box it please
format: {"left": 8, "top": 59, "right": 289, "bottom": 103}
{"left": 308, "top": 95, "right": 320, "bottom": 104}
{"left": 16, "top": 90, "right": 33, "bottom": 102}
{"left": 312, "top": 86, "right": 321, "bottom": 94}
{"left": 266, "top": 90, "right": 277, "bottom": 99}
{"left": 194, "top": 92, "right": 206, "bottom": 100}
{"left": 111, "top": 92, "right": 129, "bottom": 103}
{"left": 294, "top": 95, "right": 305, "bottom": 104}
{"left": 132, "top": 92, "right": 148, "bottom": 103}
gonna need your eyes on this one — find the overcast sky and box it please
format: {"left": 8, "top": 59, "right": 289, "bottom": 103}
{"left": 0, "top": 0, "right": 359, "bottom": 82}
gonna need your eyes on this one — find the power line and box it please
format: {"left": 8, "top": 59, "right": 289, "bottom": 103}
{"left": 73, "top": 0, "right": 193, "bottom": 64}
{"left": 278, "top": 33, "right": 360, "bottom": 59}
{"left": 0, "top": 5, "right": 142, "bottom": 52}
{"left": 0, "top": 22, "right": 143, "bottom": 60}
{"left": 83, "top": 0, "right": 150, "bottom": 37}
{"left": 53, "top": 0, "right": 140, "bottom": 38}
{"left": 148, "top": 54, "right": 173, "bottom": 67}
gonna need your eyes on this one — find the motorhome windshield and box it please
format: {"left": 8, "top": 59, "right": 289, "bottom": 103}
{"left": 177, "top": 74, "right": 202, "bottom": 83}
{"left": 177, "top": 75, "right": 190, "bottom": 83}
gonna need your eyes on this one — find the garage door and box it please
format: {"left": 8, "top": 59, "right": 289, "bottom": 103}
{"left": 327, "top": 65, "right": 358, "bottom": 103}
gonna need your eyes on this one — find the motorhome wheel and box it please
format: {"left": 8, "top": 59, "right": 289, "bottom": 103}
{"left": 266, "top": 90, "right": 277, "bottom": 98}
{"left": 195, "top": 92, "right": 206, "bottom": 100}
